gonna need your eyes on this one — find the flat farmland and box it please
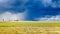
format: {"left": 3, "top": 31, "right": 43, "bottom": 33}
{"left": 0, "top": 21, "right": 60, "bottom": 34}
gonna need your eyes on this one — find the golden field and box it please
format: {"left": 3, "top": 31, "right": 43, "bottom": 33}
{"left": 0, "top": 21, "right": 60, "bottom": 34}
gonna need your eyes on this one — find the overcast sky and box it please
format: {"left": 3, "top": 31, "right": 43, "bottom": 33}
{"left": 0, "top": 0, "right": 60, "bottom": 21}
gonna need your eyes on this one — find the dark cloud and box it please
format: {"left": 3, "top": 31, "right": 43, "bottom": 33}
{"left": 0, "top": 0, "right": 60, "bottom": 21}
{"left": 0, "top": 0, "right": 27, "bottom": 13}
{"left": 25, "top": 0, "right": 60, "bottom": 20}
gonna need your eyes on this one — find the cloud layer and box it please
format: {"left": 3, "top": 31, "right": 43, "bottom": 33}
{"left": 0, "top": 11, "right": 27, "bottom": 21}
{"left": 0, "top": 0, "right": 60, "bottom": 21}
{"left": 36, "top": 15, "right": 60, "bottom": 21}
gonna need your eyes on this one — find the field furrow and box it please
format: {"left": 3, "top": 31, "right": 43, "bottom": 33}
{"left": 0, "top": 27, "right": 60, "bottom": 34}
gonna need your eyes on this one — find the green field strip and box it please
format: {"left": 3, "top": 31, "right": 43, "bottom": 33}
{"left": 0, "top": 21, "right": 60, "bottom": 27}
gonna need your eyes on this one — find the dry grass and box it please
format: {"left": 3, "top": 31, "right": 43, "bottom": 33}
{"left": 0, "top": 21, "right": 60, "bottom": 34}
{"left": 0, "top": 27, "right": 60, "bottom": 34}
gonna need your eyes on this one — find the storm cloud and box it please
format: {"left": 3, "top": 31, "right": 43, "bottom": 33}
{"left": 0, "top": 0, "right": 60, "bottom": 21}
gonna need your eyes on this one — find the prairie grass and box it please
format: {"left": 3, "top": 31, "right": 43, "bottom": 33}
{"left": 0, "top": 21, "right": 60, "bottom": 34}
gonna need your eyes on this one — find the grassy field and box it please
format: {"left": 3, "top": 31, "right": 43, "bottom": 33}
{"left": 0, "top": 21, "right": 60, "bottom": 34}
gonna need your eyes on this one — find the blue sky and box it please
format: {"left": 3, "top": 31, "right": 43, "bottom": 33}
{"left": 0, "top": 0, "right": 60, "bottom": 21}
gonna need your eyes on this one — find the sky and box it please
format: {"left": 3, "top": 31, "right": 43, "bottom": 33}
{"left": 0, "top": 0, "right": 60, "bottom": 21}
